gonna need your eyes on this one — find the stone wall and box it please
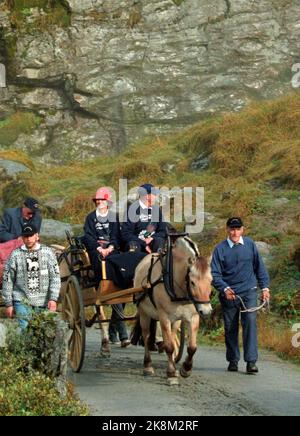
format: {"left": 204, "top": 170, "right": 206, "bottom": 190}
{"left": 0, "top": 0, "right": 300, "bottom": 162}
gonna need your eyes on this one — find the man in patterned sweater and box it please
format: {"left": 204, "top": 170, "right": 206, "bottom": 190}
{"left": 1, "top": 223, "right": 61, "bottom": 330}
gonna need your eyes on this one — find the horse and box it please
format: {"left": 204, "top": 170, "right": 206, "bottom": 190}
{"left": 133, "top": 236, "right": 212, "bottom": 385}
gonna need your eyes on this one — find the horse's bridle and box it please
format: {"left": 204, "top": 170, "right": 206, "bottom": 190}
{"left": 144, "top": 236, "right": 211, "bottom": 315}
{"left": 185, "top": 266, "right": 211, "bottom": 307}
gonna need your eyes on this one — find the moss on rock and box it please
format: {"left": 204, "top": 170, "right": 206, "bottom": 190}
{"left": 0, "top": 112, "right": 42, "bottom": 147}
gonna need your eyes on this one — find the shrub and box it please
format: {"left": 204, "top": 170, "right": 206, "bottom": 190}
{"left": 0, "top": 350, "right": 88, "bottom": 416}
{"left": 0, "top": 312, "right": 89, "bottom": 416}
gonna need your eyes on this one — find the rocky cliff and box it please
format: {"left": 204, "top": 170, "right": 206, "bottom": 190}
{"left": 0, "top": 0, "right": 300, "bottom": 163}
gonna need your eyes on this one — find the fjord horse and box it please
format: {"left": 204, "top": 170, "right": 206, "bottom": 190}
{"left": 133, "top": 237, "right": 212, "bottom": 385}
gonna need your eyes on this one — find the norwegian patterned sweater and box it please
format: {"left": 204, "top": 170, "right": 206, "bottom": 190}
{"left": 1, "top": 244, "right": 61, "bottom": 308}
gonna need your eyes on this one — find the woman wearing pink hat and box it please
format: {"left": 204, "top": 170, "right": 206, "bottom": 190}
{"left": 83, "top": 187, "right": 130, "bottom": 347}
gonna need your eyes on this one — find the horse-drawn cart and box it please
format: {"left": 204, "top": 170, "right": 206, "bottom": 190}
{"left": 56, "top": 232, "right": 186, "bottom": 373}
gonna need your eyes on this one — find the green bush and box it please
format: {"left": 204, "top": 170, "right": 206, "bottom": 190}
{"left": 0, "top": 312, "right": 89, "bottom": 416}
{"left": 0, "top": 350, "right": 88, "bottom": 416}
{"left": 6, "top": 311, "right": 58, "bottom": 374}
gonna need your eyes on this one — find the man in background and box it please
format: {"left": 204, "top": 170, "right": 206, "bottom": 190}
{"left": 0, "top": 197, "right": 42, "bottom": 243}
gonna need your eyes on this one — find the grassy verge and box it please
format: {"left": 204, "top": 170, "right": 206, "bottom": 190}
{"left": 200, "top": 313, "right": 300, "bottom": 366}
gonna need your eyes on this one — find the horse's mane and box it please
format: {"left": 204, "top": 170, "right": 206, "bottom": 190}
{"left": 175, "top": 236, "right": 200, "bottom": 258}
{"left": 192, "top": 257, "right": 212, "bottom": 280}
{"left": 174, "top": 237, "right": 211, "bottom": 280}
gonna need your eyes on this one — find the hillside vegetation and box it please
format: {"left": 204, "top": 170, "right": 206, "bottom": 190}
{"left": 1, "top": 92, "right": 300, "bottom": 359}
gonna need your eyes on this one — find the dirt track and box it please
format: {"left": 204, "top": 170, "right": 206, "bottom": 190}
{"left": 71, "top": 328, "right": 300, "bottom": 416}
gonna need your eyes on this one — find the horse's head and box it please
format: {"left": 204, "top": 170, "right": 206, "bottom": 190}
{"left": 173, "top": 237, "right": 213, "bottom": 317}
{"left": 188, "top": 256, "right": 213, "bottom": 317}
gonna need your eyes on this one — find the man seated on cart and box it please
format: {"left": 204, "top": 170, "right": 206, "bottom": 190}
{"left": 120, "top": 184, "right": 167, "bottom": 254}
{"left": 83, "top": 187, "right": 130, "bottom": 347}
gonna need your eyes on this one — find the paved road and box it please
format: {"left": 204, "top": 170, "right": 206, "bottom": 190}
{"left": 71, "top": 328, "right": 300, "bottom": 416}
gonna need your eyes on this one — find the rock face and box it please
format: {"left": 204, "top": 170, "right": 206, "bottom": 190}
{"left": 0, "top": 159, "right": 30, "bottom": 178}
{"left": 40, "top": 218, "right": 75, "bottom": 240}
{"left": 0, "top": 0, "right": 300, "bottom": 163}
{"left": 255, "top": 241, "right": 273, "bottom": 267}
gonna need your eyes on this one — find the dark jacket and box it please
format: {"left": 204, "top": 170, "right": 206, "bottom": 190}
{"left": 0, "top": 208, "right": 42, "bottom": 243}
{"left": 120, "top": 201, "right": 167, "bottom": 248}
{"left": 83, "top": 210, "right": 121, "bottom": 252}
{"left": 211, "top": 237, "right": 270, "bottom": 295}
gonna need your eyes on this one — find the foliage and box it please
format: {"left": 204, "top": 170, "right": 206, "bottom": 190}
{"left": 4, "top": 0, "right": 71, "bottom": 30}
{"left": 7, "top": 310, "right": 57, "bottom": 374}
{"left": 0, "top": 313, "right": 89, "bottom": 416}
{"left": 0, "top": 349, "right": 88, "bottom": 416}
{"left": 0, "top": 112, "right": 41, "bottom": 147}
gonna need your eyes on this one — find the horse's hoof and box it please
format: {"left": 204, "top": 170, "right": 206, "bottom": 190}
{"left": 100, "top": 350, "right": 111, "bottom": 358}
{"left": 167, "top": 377, "right": 179, "bottom": 386}
{"left": 143, "top": 367, "right": 155, "bottom": 377}
{"left": 180, "top": 366, "right": 192, "bottom": 378}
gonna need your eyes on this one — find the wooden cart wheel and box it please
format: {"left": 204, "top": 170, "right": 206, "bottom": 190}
{"left": 174, "top": 321, "right": 185, "bottom": 364}
{"left": 62, "top": 275, "right": 86, "bottom": 373}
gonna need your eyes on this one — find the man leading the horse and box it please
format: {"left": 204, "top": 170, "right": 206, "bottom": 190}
{"left": 121, "top": 184, "right": 167, "bottom": 254}
{"left": 211, "top": 217, "right": 270, "bottom": 374}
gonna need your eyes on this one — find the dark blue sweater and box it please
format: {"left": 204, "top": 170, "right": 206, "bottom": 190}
{"left": 120, "top": 202, "right": 167, "bottom": 248}
{"left": 211, "top": 237, "right": 270, "bottom": 295}
{"left": 83, "top": 210, "right": 121, "bottom": 251}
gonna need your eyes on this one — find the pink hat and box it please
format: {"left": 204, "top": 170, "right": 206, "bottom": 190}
{"left": 93, "top": 187, "right": 113, "bottom": 202}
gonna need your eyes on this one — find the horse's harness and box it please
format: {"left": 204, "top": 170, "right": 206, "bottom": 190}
{"left": 139, "top": 233, "right": 211, "bottom": 315}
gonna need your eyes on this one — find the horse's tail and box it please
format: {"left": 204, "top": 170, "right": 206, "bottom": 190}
{"left": 130, "top": 316, "right": 142, "bottom": 346}
{"left": 148, "top": 319, "right": 157, "bottom": 351}
{"left": 130, "top": 316, "right": 157, "bottom": 349}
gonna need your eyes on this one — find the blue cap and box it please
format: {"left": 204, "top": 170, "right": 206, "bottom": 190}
{"left": 138, "top": 184, "right": 160, "bottom": 196}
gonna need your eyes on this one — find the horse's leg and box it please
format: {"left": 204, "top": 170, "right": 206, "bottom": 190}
{"left": 96, "top": 305, "right": 110, "bottom": 355}
{"left": 140, "top": 310, "right": 155, "bottom": 376}
{"left": 160, "top": 316, "right": 178, "bottom": 385}
{"left": 171, "top": 320, "right": 182, "bottom": 359}
{"left": 180, "top": 314, "right": 199, "bottom": 378}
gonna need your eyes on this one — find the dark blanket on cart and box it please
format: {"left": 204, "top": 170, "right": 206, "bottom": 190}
{"left": 106, "top": 252, "right": 148, "bottom": 290}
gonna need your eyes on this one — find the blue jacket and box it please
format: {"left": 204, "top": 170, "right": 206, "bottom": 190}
{"left": 211, "top": 237, "right": 270, "bottom": 295}
{"left": 0, "top": 208, "right": 42, "bottom": 243}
